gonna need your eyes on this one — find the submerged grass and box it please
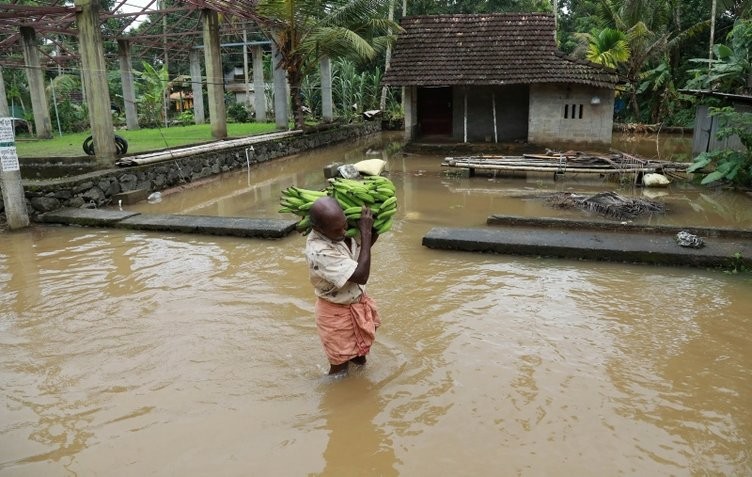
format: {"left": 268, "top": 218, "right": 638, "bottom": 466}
{"left": 14, "top": 122, "right": 280, "bottom": 158}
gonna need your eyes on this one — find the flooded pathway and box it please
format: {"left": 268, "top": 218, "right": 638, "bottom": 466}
{"left": 1, "top": 132, "right": 751, "bottom": 475}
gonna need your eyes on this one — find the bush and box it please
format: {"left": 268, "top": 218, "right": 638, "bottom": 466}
{"left": 227, "top": 102, "right": 251, "bottom": 123}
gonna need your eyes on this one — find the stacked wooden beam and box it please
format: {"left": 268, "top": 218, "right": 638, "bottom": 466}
{"left": 441, "top": 151, "right": 690, "bottom": 176}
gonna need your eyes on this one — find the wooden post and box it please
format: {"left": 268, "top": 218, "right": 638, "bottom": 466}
{"left": 0, "top": 118, "right": 29, "bottom": 229}
{"left": 0, "top": 66, "right": 10, "bottom": 117}
{"left": 463, "top": 88, "right": 468, "bottom": 143}
{"left": 492, "top": 91, "right": 498, "bottom": 143}
{"left": 189, "top": 49, "right": 205, "bottom": 124}
{"left": 75, "top": 0, "right": 116, "bottom": 165}
{"left": 118, "top": 40, "right": 139, "bottom": 131}
{"left": 19, "top": 27, "right": 53, "bottom": 139}
{"left": 320, "top": 56, "right": 333, "bottom": 122}
{"left": 202, "top": 8, "right": 227, "bottom": 139}
{"left": 252, "top": 45, "right": 266, "bottom": 122}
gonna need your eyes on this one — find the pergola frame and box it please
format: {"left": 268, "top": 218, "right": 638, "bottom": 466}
{"left": 0, "top": 0, "right": 265, "bottom": 67}
{"left": 0, "top": 0, "right": 286, "bottom": 165}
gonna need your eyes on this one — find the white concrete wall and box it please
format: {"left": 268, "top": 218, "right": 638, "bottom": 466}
{"left": 528, "top": 84, "right": 614, "bottom": 146}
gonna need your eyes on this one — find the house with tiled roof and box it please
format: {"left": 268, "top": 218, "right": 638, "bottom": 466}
{"left": 381, "top": 13, "right": 621, "bottom": 146}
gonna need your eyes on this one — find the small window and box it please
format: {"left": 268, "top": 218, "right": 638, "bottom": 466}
{"left": 564, "top": 103, "right": 585, "bottom": 119}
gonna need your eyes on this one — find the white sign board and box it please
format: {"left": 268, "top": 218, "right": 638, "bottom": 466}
{"left": 0, "top": 147, "right": 20, "bottom": 172}
{"left": 0, "top": 117, "right": 15, "bottom": 144}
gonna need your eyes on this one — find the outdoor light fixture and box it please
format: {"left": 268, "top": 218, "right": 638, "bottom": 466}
{"left": 591, "top": 96, "right": 601, "bottom": 105}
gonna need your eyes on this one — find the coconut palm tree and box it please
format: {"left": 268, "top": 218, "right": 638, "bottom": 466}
{"left": 253, "top": 0, "right": 398, "bottom": 129}
{"left": 576, "top": 27, "right": 631, "bottom": 69}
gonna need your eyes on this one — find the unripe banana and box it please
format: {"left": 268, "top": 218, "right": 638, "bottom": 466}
{"left": 375, "top": 217, "right": 393, "bottom": 234}
{"left": 343, "top": 206, "right": 363, "bottom": 215}
{"left": 376, "top": 207, "right": 397, "bottom": 220}
{"left": 375, "top": 187, "right": 395, "bottom": 196}
{"left": 298, "top": 201, "right": 314, "bottom": 211}
{"left": 352, "top": 190, "right": 375, "bottom": 203}
{"left": 378, "top": 196, "right": 397, "bottom": 211}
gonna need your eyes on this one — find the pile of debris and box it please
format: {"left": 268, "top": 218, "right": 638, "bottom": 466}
{"left": 545, "top": 191, "right": 666, "bottom": 220}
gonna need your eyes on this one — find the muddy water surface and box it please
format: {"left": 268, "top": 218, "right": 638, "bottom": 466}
{"left": 1, "top": 132, "right": 751, "bottom": 475}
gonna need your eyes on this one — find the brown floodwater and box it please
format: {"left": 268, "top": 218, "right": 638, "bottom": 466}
{"left": 1, "top": 132, "right": 751, "bottom": 475}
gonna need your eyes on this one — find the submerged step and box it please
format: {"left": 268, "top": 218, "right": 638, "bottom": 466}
{"left": 40, "top": 207, "right": 298, "bottom": 239}
{"left": 117, "top": 214, "right": 297, "bottom": 239}
{"left": 422, "top": 226, "right": 752, "bottom": 269}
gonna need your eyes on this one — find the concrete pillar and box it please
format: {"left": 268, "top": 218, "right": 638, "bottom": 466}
{"left": 252, "top": 45, "right": 266, "bottom": 122}
{"left": 75, "top": 0, "right": 116, "bottom": 165}
{"left": 403, "top": 86, "right": 417, "bottom": 141}
{"left": 117, "top": 39, "right": 139, "bottom": 131}
{"left": 0, "top": 66, "right": 10, "bottom": 118}
{"left": 271, "top": 42, "right": 289, "bottom": 129}
{"left": 19, "top": 27, "right": 53, "bottom": 139}
{"left": 189, "top": 49, "right": 205, "bottom": 124}
{"left": 202, "top": 8, "right": 227, "bottom": 139}
{"left": 320, "top": 56, "right": 333, "bottom": 122}
{"left": 0, "top": 118, "right": 30, "bottom": 229}
{"left": 243, "top": 30, "right": 251, "bottom": 109}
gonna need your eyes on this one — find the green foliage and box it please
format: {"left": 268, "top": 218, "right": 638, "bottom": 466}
{"left": 406, "top": 0, "right": 551, "bottom": 15}
{"left": 331, "top": 58, "right": 382, "bottom": 120}
{"left": 175, "top": 110, "right": 194, "bottom": 124}
{"left": 686, "top": 19, "right": 752, "bottom": 94}
{"left": 687, "top": 107, "right": 752, "bottom": 187}
{"left": 725, "top": 252, "right": 749, "bottom": 274}
{"left": 227, "top": 102, "right": 251, "bottom": 123}
{"left": 253, "top": 0, "right": 398, "bottom": 128}
{"left": 577, "top": 27, "right": 630, "bottom": 69}
{"left": 135, "top": 61, "right": 168, "bottom": 128}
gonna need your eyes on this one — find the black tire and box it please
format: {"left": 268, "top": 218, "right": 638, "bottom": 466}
{"left": 115, "top": 135, "right": 128, "bottom": 155}
{"left": 83, "top": 134, "right": 128, "bottom": 156}
{"left": 82, "top": 135, "right": 95, "bottom": 155}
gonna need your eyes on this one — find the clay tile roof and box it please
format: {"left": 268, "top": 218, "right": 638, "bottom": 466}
{"left": 382, "top": 13, "right": 619, "bottom": 89}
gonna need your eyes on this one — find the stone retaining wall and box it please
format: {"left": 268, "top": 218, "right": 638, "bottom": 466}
{"left": 1, "top": 122, "right": 381, "bottom": 223}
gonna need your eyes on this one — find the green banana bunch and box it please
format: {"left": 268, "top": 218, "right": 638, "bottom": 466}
{"left": 279, "top": 176, "right": 398, "bottom": 236}
{"left": 329, "top": 176, "right": 397, "bottom": 236}
{"left": 278, "top": 186, "right": 327, "bottom": 234}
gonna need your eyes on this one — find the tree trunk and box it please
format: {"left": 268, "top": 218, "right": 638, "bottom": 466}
{"left": 288, "top": 70, "right": 305, "bottom": 130}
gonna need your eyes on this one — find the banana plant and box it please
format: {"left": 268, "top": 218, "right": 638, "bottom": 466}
{"left": 252, "top": 0, "right": 400, "bottom": 129}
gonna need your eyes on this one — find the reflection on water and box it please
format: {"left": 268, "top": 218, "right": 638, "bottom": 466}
{"left": 1, "top": 132, "right": 751, "bottom": 475}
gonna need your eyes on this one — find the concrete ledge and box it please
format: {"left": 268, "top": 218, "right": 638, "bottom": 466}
{"left": 113, "top": 189, "right": 149, "bottom": 205}
{"left": 422, "top": 226, "right": 752, "bottom": 269}
{"left": 487, "top": 215, "right": 752, "bottom": 240}
{"left": 39, "top": 207, "right": 298, "bottom": 239}
{"left": 39, "top": 207, "right": 141, "bottom": 226}
{"left": 117, "top": 214, "right": 297, "bottom": 239}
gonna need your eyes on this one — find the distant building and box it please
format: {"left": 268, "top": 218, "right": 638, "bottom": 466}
{"left": 381, "top": 13, "right": 621, "bottom": 146}
{"left": 224, "top": 67, "right": 257, "bottom": 106}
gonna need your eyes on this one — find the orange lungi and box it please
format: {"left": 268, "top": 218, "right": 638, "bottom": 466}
{"left": 315, "top": 293, "right": 381, "bottom": 365}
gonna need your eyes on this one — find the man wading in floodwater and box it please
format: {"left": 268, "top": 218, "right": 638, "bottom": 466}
{"left": 305, "top": 196, "right": 381, "bottom": 375}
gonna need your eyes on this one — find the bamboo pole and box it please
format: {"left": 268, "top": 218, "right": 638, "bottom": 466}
{"left": 442, "top": 163, "right": 660, "bottom": 174}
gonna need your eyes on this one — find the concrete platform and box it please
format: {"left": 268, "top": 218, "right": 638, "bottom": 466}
{"left": 40, "top": 208, "right": 298, "bottom": 239}
{"left": 423, "top": 218, "right": 752, "bottom": 269}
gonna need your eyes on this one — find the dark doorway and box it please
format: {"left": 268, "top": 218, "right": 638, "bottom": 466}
{"left": 418, "top": 87, "right": 452, "bottom": 136}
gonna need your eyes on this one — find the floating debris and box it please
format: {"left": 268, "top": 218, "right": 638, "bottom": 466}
{"left": 442, "top": 150, "right": 690, "bottom": 180}
{"left": 676, "top": 231, "right": 704, "bottom": 248}
{"left": 545, "top": 191, "right": 665, "bottom": 220}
